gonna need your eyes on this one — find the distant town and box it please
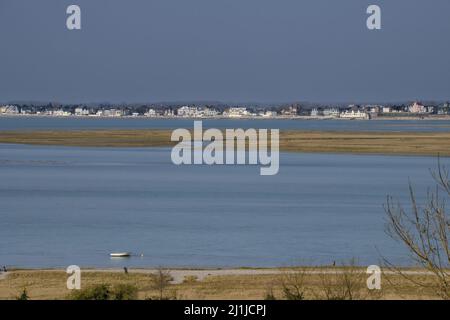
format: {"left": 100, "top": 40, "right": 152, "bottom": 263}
{"left": 1, "top": 101, "right": 450, "bottom": 120}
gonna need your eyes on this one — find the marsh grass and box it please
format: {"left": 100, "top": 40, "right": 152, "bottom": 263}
{"left": 0, "top": 269, "right": 445, "bottom": 300}
{"left": 1, "top": 130, "right": 450, "bottom": 156}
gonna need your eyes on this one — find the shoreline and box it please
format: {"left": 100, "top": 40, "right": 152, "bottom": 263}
{"left": 0, "top": 267, "right": 438, "bottom": 285}
{"left": 2, "top": 114, "right": 450, "bottom": 121}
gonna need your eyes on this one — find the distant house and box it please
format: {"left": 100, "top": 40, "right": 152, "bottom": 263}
{"left": 96, "top": 109, "right": 124, "bottom": 117}
{"left": 340, "top": 109, "right": 369, "bottom": 119}
{"left": 382, "top": 106, "right": 392, "bottom": 113}
{"left": 74, "top": 107, "right": 90, "bottom": 116}
{"left": 109, "top": 109, "right": 124, "bottom": 117}
{"left": 144, "top": 108, "right": 157, "bottom": 117}
{"left": 262, "top": 110, "right": 277, "bottom": 118}
{"left": 202, "top": 107, "right": 219, "bottom": 117}
{"left": 164, "top": 109, "right": 174, "bottom": 117}
{"left": 177, "top": 106, "right": 198, "bottom": 117}
{"left": 176, "top": 106, "right": 217, "bottom": 118}
{"left": 322, "top": 108, "right": 340, "bottom": 118}
{"left": 280, "top": 106, "right": 298, "bottom": 116}
{"left": 223, "top": 107, "right": 250, "bottom": 118}
{"left": 408, "top": 102, "right": 427, "bottom": 114}
{"left": 52, "top": 109, "right": 71, "bottom": 116}
{"left": 0, "top": 105, "right": 19, "bottom": 114}
{"left": 310, "top": 108, "right": 320, "bottom": 117}
{"left": 367, "top": 105, "right": 380, "bottom": 114}
{"left": 437, "top": 103, "right": 449, "bottom": 115}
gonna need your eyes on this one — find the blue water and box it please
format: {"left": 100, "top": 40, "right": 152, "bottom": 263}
{"left": 1, "top": 116, "right": 450, "bottom": 132}
{"left": 0, "top": 143, "right": 443, "bottom": 268}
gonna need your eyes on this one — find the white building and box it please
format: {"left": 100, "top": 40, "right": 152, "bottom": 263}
{"left": 323, "top": 108, "right": 340, "bottom": 118}
{"left": 106, "top": 109, "right": 124, "bottom": 117}
{"left": 408, "top": 102, "right": 427, "bottom": 114}
{"left": 177, "top": 106, "right": 200, "bottom": 117}
{"left": 340, "top": 110, "right": 369, "bottom": 119}
{"left": 177, "top": 106, "right": 220, "bottom": 118}
{"left": 310, "top": 108, "right": 320, "bottom": 117}
{"left": 52, "top": 109, "right": 71, "bottom": 116}
{"left": 0, "top": 105, "right": 19, "bottom": 114}
{"left": 203, "top": 107, "right": 219, "bottom": 117}
{"left": 144, "top": 108, "right": 157, "bottom": 117}
{"left": 382, "top": 106, "right": 392, "bottom": 113}
{"left": 164, "top": 109, "right": 174, "bottom": 117}
{"left": 177, "top": 106, "right": 192, "bottom": 117}
{"left": 74, "top": 107, "right": 90, "bottom": 116}
{"left": 96, "top": 109, "right": 124, "bottom": 117}
{"left": 262, "top": 110, "right": 277, "bottom": 118}
{"left": 437, "top": 103, "right": 449, "bottom": 115}
{"left": 224, "top": 107, "right": 250, "bottom": 118}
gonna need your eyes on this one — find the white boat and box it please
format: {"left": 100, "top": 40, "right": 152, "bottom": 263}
{"left": 110, "top": 252, "right": 131, "bottom": 257}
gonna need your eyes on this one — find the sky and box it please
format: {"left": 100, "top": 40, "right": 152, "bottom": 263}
{"left": 0, "top": 0, "right": 449, "bottom": 104}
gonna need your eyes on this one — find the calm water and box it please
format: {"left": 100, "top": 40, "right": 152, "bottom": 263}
{"left": 0, "top": 143, "right": 443, "bottom": 268}
{"left": 1, "top": 116, "right": 450, "bottom": 132}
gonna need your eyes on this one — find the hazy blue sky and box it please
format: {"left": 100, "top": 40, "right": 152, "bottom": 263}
{"left": 0, "top": 0, "right": 449, "bottom": 103}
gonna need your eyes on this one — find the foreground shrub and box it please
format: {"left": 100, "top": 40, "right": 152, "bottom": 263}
{"left": 264, "top": 262, "right": 382, "bottom": 300}
{"left": 69, "top": 283, "right": 138, "bottom": 300}
{"left": 150, "top": 268, "right": 173, "bottom": 300}
{"left": 16, "top": 288, "right": 29, "bottom": 300}
{"left": 111, "top": 284, "right": 138, "bottom": 300}
{"left": 385, "top": 160, "right": 450, "bottom": 299}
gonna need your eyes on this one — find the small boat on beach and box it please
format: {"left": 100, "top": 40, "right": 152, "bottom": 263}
{"left": 110, "top": 252, "right": 131, "bottom": 258}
